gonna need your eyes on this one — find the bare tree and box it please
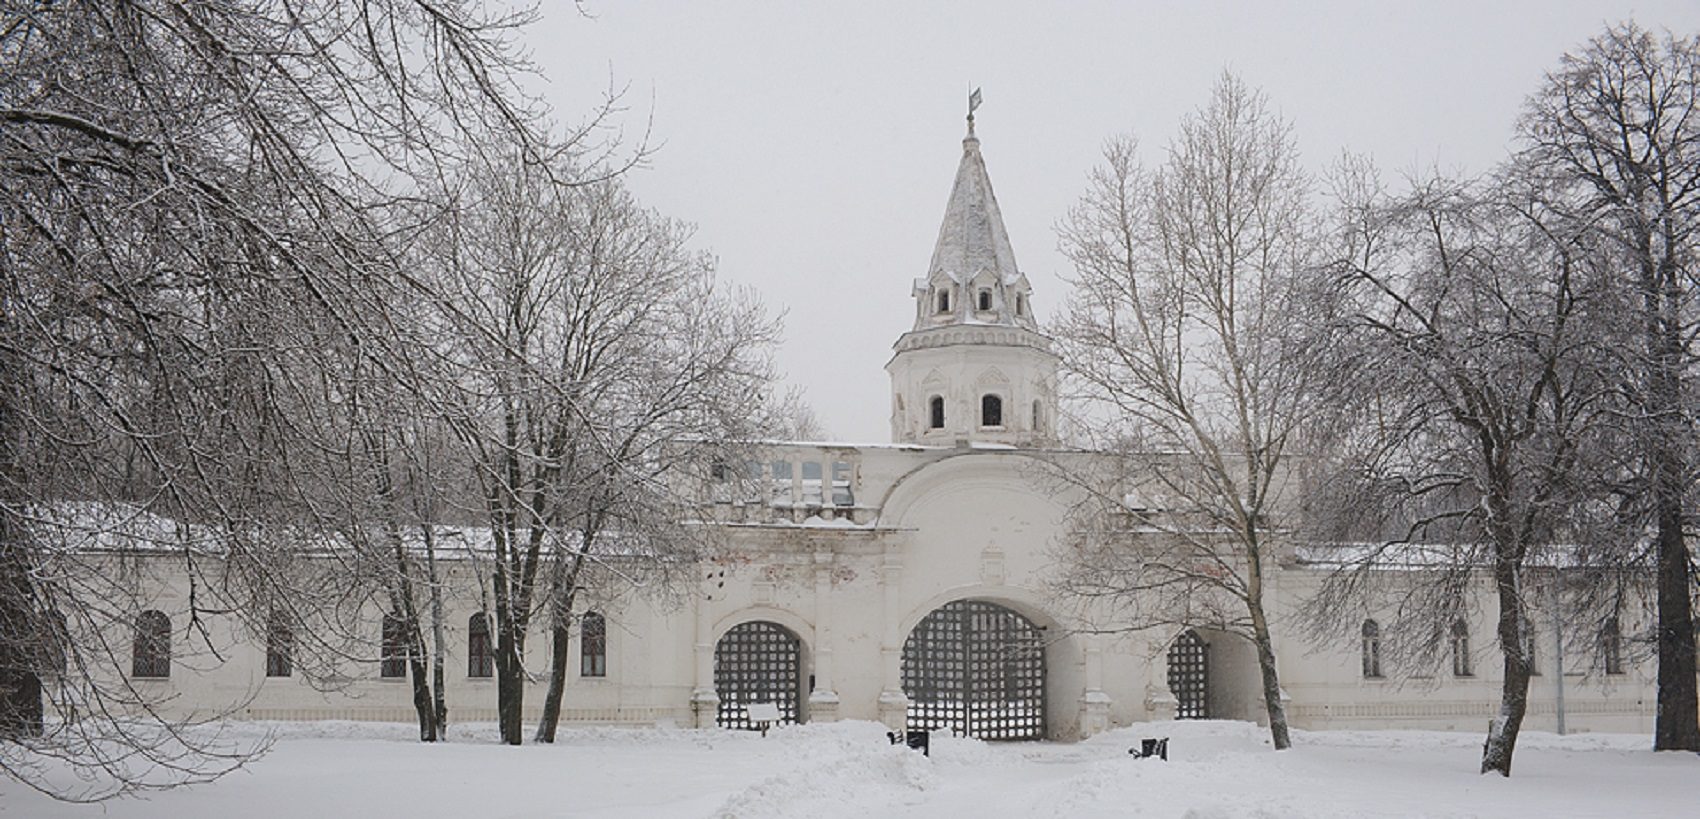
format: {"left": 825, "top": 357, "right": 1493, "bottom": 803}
{"left": 0, "top": 0, "right": 581, "bottom": 798}
{"left": 1518, "top": 22, "right": 1700, "bottom": 752}
{"left": 424, "top": 154, "right": 779, "bottom": 745}
{"left": 1304, "top": 168, "right": 1621, "bottom": 775}
{"left": 1052, "top": 73, "right": 1321, "bottom": 750}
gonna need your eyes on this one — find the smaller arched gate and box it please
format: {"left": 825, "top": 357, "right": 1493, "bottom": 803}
{"left": 1167, "top": 629, "right": 1209, "bottom": 719}
{"left": 714, "top": 620, "right": 802, "bottom": 730}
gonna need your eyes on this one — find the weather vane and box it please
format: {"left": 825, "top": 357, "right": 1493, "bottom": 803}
{"left": 967, "top": 86, "right": 982, "bottom": 137}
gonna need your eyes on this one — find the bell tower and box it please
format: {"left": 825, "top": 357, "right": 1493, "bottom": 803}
{"left": 886, "top": 101, "right": 1058, "bottom": 446}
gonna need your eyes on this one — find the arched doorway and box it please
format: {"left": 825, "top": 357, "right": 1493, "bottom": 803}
{"left": 1167, "top": 629, "right": 1209, "bottom": 719}
{"left": 902, "top": 599, "right": 1045, "bottom": 740}
{"left": 714, "top": 621, "right": 802, "bottom": 729}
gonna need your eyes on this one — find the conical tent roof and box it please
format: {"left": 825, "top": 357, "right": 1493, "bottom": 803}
{"left": 926, "top": 129, "right": 1022, "bottom": 287}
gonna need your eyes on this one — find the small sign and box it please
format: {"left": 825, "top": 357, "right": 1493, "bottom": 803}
{"left": 746, "top": 702, "right": 781, "bottom": 723}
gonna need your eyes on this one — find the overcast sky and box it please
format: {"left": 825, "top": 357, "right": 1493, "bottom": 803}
{"left": 524, "top": 1, "right": 1700, "bottom": 443}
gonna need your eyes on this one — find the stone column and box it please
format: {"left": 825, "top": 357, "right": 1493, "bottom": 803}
{"left": 877, "top": 542, "right": 909, "bottom": 729}
{"left": 1077, "top": 633, "right": 1112, "bottom": 737}
{"left": 689, "top": 578, "right": 719, "bottom": 728}
{"left": 807, "top": 549, "right": 840, "bottom": 721}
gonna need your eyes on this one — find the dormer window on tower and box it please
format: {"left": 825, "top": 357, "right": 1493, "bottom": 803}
{"left": 1016, "top": 294, "right": 1025, "bottom": 316}
{"left": 937, "top": 289, "right": 951, "bottom": 314}
{"left": 977, "top": 289, "right": 992, "bottom": 311}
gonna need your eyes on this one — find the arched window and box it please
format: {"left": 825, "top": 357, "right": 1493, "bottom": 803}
{"left": 928, "top": 396, "right": 945, "bottom": 430}
{"left": 266, "top": 615, "right": 293, "bottom": 678}
{"left": 1015, "top": 294, "right": 1026, "bottom": 316}
{"left": 936, "top": 289, "right": 951, "bottom": 313}
{"left": 132, "top": 610, "right": 171, "bottom": 678}
{"left": 381, "top": 613, "right": 407, "bottom": 679}
{"left": 1361, "top": 619, "right": 1382, "bottom": 678}
{"left": 980, "top": 394, "right": 1003, "bottom": 427}
{"left": 467, "top": 613, "right": 493, "bottom": 678}
{"left": 977, "top": 289, "right": 992, "bottom": 311}
{"left": 1032, "top": 399, "right": 1044, "bottom": 433}
{"left": 1601, "top": 617, "right": 1624, "bottom": 675}
{"left": 581, "top": 612, "right": 607, "bottom": 678}
{"left": 1450, "top": 619, "right": 1472, "bottom": 677}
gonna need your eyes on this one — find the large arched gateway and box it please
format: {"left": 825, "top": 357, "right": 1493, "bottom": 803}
{"left": 714, "top": 621, "right": 802, "bottom": 729}
{"left": 901, "top": 599, "right": 1046, "bottom": 739}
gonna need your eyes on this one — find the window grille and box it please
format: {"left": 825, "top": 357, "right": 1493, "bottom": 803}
{"left": 1451, "top": 620, "right": 1472, "bottom": 677}
{"left": 381, "top": 613, "right": 407, "bottom": 679}
{"left": 1601, "top": 617, "right": 1624, "bottom": 675}
{"left": 1361, "top": 619, "right": 1382, "bottom": 679}
{"left": 581, "top": 612, "right": 607, "bottom": 678}
{"left": 1167, "top": 630, "right": 1209, "bottom": 718}
{"left": 132, "top": 610, "right": 171, "bottom": 678}
{"left": 266, "top": 615, "right": 293, "bottom": 678}
{"left": 714, "top": 621, "right": 801, "bottom": 729}
{"left": 468, "top": 613, "right": 493, "bottom": 678}
{"left": 902, "top": 600, "right": 1045, "bottom": 740}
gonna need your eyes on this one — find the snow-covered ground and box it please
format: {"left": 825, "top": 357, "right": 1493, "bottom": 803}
{"left": 9, "top": 719, "right": 1697, "bottom": 818}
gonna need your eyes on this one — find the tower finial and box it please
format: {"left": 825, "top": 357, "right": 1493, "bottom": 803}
{"left": 967, "top": 86, "right": 982, "bottom": 139}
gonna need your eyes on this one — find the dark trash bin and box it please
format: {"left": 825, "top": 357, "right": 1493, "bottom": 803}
{"left": 888, "top": 729, "right": 930, "bottom": 757}
{"left": 1129, "top": 737, "right": 1168, "bottom": 760}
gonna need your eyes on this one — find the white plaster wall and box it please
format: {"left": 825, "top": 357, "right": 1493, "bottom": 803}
{"left": 70, "top": 441, "right": 1667, "bottom": 740}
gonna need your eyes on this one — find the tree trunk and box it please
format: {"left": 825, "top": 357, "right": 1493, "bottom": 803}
{"left": 1481, "top": 563, "right": 1533, "bottom": 775}
{"left": 1250, "top": 617, "right": 1292, "bottom": 750}
{"left": 1649, "top": 278, "right": 1699, "bottom": 752}
{"left": 423, "top": 530, "right": 449, "bottom": 740}
{"left": 0, "top": 540, "right": 45, "bottom": 738}
{"left": 407, "top": 636, "right": 437, "bottom": 743}
{"left": 1245, "top": 557, "right": 1291, "bottom": 750}
{"left": 493, "top": 598, "right": 527, "bottom": 745}
{"left": 535, "top": 617, "right": 571, "bottom": 743}
{"left": 1653, "top": 495, "right": 1699, "bottom": 751}
{"left": 0, "top": 372, "right": 44, "bottom": 738}
{"left": 536, "top": 545, "right": 591, "bottom": 743}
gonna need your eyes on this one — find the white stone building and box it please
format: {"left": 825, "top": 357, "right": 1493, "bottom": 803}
{"left": 107, "top": 123, "right": 1660, "bottom": 739}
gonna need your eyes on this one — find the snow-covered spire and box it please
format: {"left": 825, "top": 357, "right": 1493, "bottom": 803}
{"left": 888, "top": 108, "right": 1056, "bottom": 447}
{"left": 911, "top": 112, "right": 1035, "bottom": 332}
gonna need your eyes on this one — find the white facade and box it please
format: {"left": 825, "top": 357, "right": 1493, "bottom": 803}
{"left": 102, "top": 124, "right": 1661, "bottom": 739}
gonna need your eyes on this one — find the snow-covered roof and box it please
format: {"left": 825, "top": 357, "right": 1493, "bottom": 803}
{"left": 1293, "top": 541, "right": 1611, "bottom": 571}
{"left": 29, "top": 501, "right": 668, "bottom": 560}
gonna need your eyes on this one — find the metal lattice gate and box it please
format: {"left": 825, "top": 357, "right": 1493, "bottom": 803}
{"left": 902, "top": 600, "right": 1045, "bottom": 740}
{"left": 1167, "top": 630, "right": 1209, "bottom": 719}
{"left": 714, "top": 621, "right": 802, "bottom": 730}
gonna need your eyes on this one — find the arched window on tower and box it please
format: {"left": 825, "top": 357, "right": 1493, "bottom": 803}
{"left": 1361, "top": 619, "right": 1382, "bottom": 678}
{"left": 1032, "top": 400, "right": 1044, "bottom": 433}
{"left": 936, "top": 289, "right": 951, "bottom": 313}
{"left": 981, "top": 394, "right": 1003, "bottom": 427}
{"left": 1016, "top": 294, "right": 1026, "bottom": 316}
{"left": 929, "top": 396, "right": 945, "bottom": 430}
{"left": 977, "top": 289, "right": 992, "bottom": 311}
